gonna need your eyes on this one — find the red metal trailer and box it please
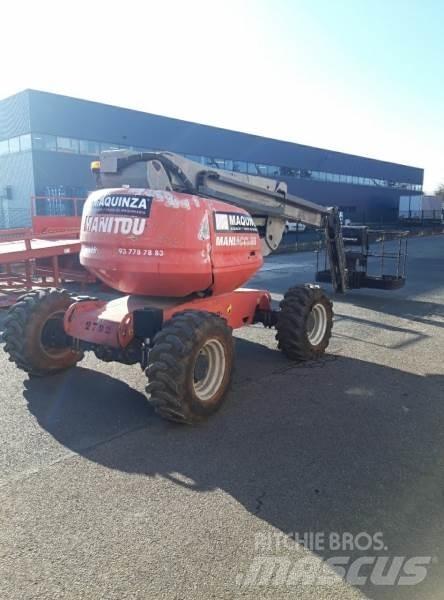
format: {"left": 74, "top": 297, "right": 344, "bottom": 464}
{"left": 0, "top": 197, "right": 91, "bottom": 307}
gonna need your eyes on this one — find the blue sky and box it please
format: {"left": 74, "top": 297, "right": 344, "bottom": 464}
{"left": 2, "top": 0, "right": 443, "bottom": 191}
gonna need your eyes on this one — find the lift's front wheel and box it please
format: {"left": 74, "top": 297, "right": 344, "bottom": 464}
{"left": 145, "top": 311, "right": 234, "bottom": 424}
{"left": 3, "top": 288, "right": 83, "bottom": 376}
{"left": 276, "top": 284, "right": 333, "bottom": 360}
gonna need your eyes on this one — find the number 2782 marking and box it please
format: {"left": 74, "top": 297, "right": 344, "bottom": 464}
{"left": 85, "top": 321, "right": 112, "bottom": 334}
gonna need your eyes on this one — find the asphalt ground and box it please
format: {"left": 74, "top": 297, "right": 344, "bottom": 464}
{"left": 1, "top": 235, "right": 444, "bottom": 599}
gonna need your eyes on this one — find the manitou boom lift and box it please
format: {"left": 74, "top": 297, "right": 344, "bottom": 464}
{"left": 3, "top": 151, "right": 407, "bottom": 423}
{"left": 92, "top": 151, "right": 349, "bottom": 293}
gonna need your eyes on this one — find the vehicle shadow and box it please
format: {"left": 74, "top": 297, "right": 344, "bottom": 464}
{"left": 22, "top": 339, "right": 444, "bottom": 599}
{"left": 339, "top": 291, "right": 444, "bottom": 330}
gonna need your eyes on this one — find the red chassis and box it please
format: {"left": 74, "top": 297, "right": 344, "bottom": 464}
{"left": 64, "top": 288, "right": 273, "bottom": 350}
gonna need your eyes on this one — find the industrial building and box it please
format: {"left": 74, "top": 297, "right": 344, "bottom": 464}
{"left": 0, "top": 89, "right": 423, "bottom": 228}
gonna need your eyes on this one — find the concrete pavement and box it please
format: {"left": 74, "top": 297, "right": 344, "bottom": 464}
{"left": 1, "top": 235, "right": 444, "bottom": 599}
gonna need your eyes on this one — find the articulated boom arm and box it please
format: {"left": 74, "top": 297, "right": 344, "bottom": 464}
{"left": 95, "top": 150, "right": 349, "bottom": 291}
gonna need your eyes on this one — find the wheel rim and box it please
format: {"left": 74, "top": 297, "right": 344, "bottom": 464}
{"left": 306, "top": 303, "right": 328, "bottom": 346}
{"left": 40, "top": 310, "right": 69, "bottom": 358}
{"left": 193, "top": 339, "right": 226, "bottom": 402}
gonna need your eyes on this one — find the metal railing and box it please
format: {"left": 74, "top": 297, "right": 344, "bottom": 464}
{"left": 0, "top": 197, "right": 86, "bottom": 232}
{"left": 32, "top": 196, "right": 86, "bottom": 217}
{"left": 399, "top": 210, "right": 443, "bottom": 223}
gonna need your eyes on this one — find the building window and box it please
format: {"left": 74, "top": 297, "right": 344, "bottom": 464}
{"left": 0, "top": 139, "right": 9, "bottom": 156}
{"left": 213, "top": 158, "right": 226, "bottom": 170}
{"left": 1, "top": 130, "right": 422, "bottom": 193}
{"left": 280, "top": 166, "right": 297, "bottom": 177}
{"left": 32, "top": 134, "right": 57, "bottom": 151}
{"left": 233, "top": 160, "right": 247, "bottom": 173}
{"left": 79, "top": 140, "right": 100, "bottom": 155}
{"left": 255, "top": 164, "right": 267, "bottom": 176}
{"left": 266, "top": 165, "right": 279, "bottom": 177}
{"left": 57, "top": 137, "right": 79, "bottom": 153}
{"left": 247, "top": 163, "right": 259, "bottom": 175}
{"left": 201, "top": 156, "right": 217, "bottom": 168}
{"left": 19, "top": 134, "right": 32, "bottom": 151}
{"left": 9, "top": 137, "right": 20, "bottom": 153}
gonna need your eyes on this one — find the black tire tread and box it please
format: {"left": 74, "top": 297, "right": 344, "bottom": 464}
{"left": 145, "top": 310, "right": 232, "bottom": 424}
{"left": 3, "top": 287, "right": 83, "bottom": 376}
{"left": 276, "top": 284, "right": 333, "bottom": 361}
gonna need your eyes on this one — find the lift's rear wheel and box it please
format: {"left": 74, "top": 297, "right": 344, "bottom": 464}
{"left": 145, "top": 311, "right": 234, "bottom": 424}
{"left": 276, "top": 284, "right": 333, "bottom": 360}
{"left": 3, "top": 288, "right": 83, "bottom": 376}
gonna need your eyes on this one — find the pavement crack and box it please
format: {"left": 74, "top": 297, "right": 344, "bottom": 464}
{"left": 231, "top": 354, "right": 340, "bottom": 391}
{"left": 254, "top": 490, "right": 266, "bottom": 515}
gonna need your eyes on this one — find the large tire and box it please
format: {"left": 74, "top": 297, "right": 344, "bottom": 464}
{"left": 276, "top": 284, "right": 333, "bottom": 361}
{"left": 3, "top": 288, "right": 83, "bottom": 376}
{"left": 145, "top": 310, "right": 234, "bottom": 424}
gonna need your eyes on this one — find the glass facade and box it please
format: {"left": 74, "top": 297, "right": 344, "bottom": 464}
{"left": 8, "top": 137, "right": 21, "bottom": 153}
{"left": 32, "top": 134, "right": 56, "bottom": 151}
{"left": 56, "top": 136, "right": 80, "bottom": 153}
{"left": 0, "top": 132, "right": 423, "bottom": 192}
{"left": 19, "top": 134, "right": 32, "bottom": 151}
{"left": 0, "top": 138, "right": 9, "bottom": 156}
{"left": 79, "top": 140, "right": 100, "bottom": 155}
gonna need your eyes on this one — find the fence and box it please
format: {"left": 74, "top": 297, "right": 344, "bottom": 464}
{"left": 0, "top": 195, "right": 443, "bottom": 234}
{"left": 0, "top": 197, "right": 86, "bottom": 232}
{"left": 399, "top": 210, "right": 443, "bottom": 223}
{"left": 32, "top": 196, "right": 86, "bottom": 217}
{"left": 0, "top": 207, "right": 32, "bottom": 230}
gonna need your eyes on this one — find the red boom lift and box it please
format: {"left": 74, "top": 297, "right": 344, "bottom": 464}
{"left": 3, "top": 151, "right": 406, "bottom": 423}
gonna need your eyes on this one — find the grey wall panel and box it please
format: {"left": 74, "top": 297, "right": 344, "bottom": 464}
{"left": 32, "top": 151, "right": 96, "bottom": 196}
{"left": 0, "top": 90, "right": 31, "bottom": 139}
{"left": 0, "top": 152, "right": 35, "bottom": 227}
{"left": 283, "top": 176, "right": 401, "bottom": 222}
{"left": 28, "top": 90, "right": 423, "bottom": 185}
